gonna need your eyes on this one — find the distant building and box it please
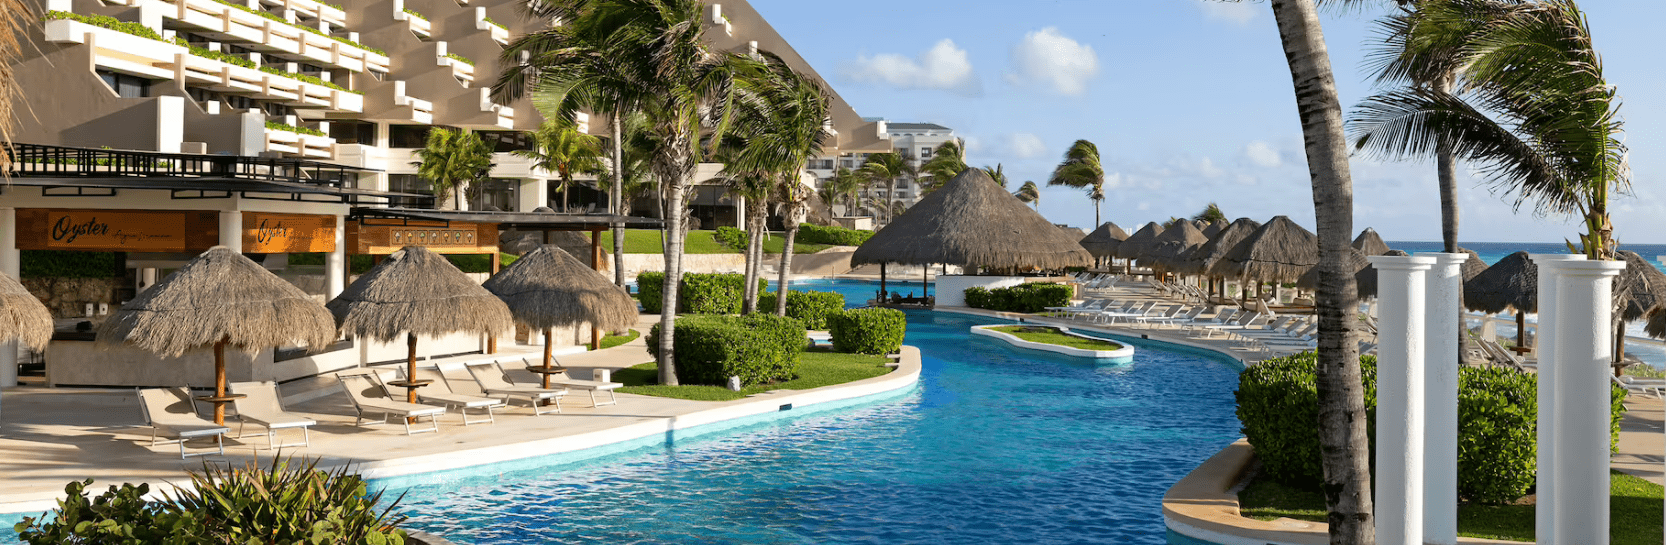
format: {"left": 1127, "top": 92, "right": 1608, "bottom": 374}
{"left": 806, "top": 120, "right": 960, "bottom": 224}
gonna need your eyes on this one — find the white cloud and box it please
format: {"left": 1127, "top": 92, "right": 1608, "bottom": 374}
{"left": 962, "top": 135, "right": 984, "bottom": 154}
{"left": 1004, "top": 27, "right": 1099, "bottom": 96}
{"left": 1244, "top": 141, "right": 1282, "bottom": 168}
{"left": 1198, "top": 1, "right": 1258, "bottom": 25}
{"left": 1004, "top": 133, "right": 1047, "bottom": 159}
{"left": 839, "top": 39, "right": 981, "bottom": 96}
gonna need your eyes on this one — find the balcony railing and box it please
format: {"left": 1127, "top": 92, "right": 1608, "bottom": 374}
{"left": 265, "top": 123, "right": 336, "bottom": 159}
{"left": 157, "top": 0, "right": 389, "bottom": 73}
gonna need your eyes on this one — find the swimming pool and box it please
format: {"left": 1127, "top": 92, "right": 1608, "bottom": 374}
{"left": 384, "top": 279, "right": 1245, "bottom": 543}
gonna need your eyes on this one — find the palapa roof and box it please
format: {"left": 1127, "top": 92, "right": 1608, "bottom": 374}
{"left": 1203, "top": 220, "right": 1228, "bottom": 239}
{"left": 0, "top": 274, "right": 52, "bottom": 350}
{"left": 1079, "top": 222, "right": 1129, "bottom": 258}
{"left": 1179, "top": 217, "right": 1261, "bottom": 276}
{"left": 1352, "top": 228, "right": 1390, "bottom": 256}
{"left": 1463, "top": 251, "right": 1534, "bottom": 314}
{"left": 1458, "top": 248, "right": 1487, "bottom": 282}
{"left": 1114, "top": 222, "right": 1165, "bottom": 260}
{"left": 1210, "top": 216, "right": 1319, "bottom": 282}
{"left": 1058, "top": 226, "right": 1088, "bottom": 241}
{"left": 850, "top": 168, "right": 1091, "bottom": 270}
{"left": 1616, "top": 251, "right": 1666, "bottom": 322}
{"left": 481, "top": 245, "right": 639, "bottom": 332}
{"left": 98, "top": 247, "right": 335, "bottom": 357}
{"left": 328, "top": 246, "right": 514, "bottom": 343}
{"left": 1296, "top": 247, "right": 1370, "bottom": 292}
{"left": 1139, "top": 221, "right": 1209, "bottom": 272}
{"left": 1355, "top": 249, "right": 1410, "bottom": 299}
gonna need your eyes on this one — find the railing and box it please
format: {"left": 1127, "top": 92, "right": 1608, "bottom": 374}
{"left": 6, "top": 142, "right": 375, "bottom": 188}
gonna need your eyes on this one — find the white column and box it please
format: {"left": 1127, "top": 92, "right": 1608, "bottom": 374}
{"left": 1416, "top": 252, "right": 1467, "bottom": 545}
{"left": 0, "top": 207, "right": 16, "bottom": 391}
{"left": 1553, "top": 259, "right": 1625, "bottom": 545}
{"left": 326, "top": 215, "right": 346, "bottom": 299}
{"left": 218, "top": 210, "right": 243, "bottom": 252}
{"left": 1529, "top": 252, "right": 1585, "bottom": 541}
{"left": 517, "top": 177, "right": 547, "bottom": 212}
{"left": 1366, "top": 254, "right": 1436, "bottom": 545}
{"left": 139, "top": 268, "right": 158, "bottom": 292}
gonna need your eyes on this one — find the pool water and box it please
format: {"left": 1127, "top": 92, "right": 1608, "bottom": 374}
{"left": 386, "top": 279, "right": 1245, "bottom": 543}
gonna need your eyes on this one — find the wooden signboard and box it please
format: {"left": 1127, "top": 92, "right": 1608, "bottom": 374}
{"left": 242, "top": 212, "right": 337, "bottom": 253}
{"left": 16, "top": 209, "right": 219, "bottom": 252}
{"left": 347, "top": 221, "right": 499, "bottom": 255}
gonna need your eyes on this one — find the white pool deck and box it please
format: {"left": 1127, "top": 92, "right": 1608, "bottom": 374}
{"left": 0, "top": 314, "right": 923, "bottom": 516}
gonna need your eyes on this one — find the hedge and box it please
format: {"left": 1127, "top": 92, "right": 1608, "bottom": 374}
{"left": 828, "top": 307, "right": 905, "bottom": 355}
{"left": 758, "top": 290, "right": 845, "bottom": 329}
{"left": 795, "top": 223, "right": 872, "bottom": 246}
{"left": 1236, "top": 351, "right": 1626, "bottom": 503}
{"left": 713, "top": 226, "right": 747, "bottom": 251}
{"left": 21, "top": 250, "right": 117, "bottom": 278}
{"left": 645, "top": 314, "right": 805, "bottom": 386}
{"left": 636, "top": 272, "right": 767, "bottom": 315}
{"left": 964, "top": 283, "right": 1072, "bottom": 313}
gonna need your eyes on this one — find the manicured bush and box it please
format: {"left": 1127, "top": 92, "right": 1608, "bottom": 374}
{"left": 645, "top": 314, "right": 805, "bottom": 386}
{"left": 637, "top": 271, "right": 666, "bottom": 314}
{"left": 795, "top": 223, "right": 873, "bottom": 246}
{"left": 1456, "top": 366, "right": 1538, "bottom": 504}
{"left": 1236, "top": 351, "right": 1377, "bottom": 486}
{"left": 758, "top": 290, "right": 846, "bottom": 329}
{"left": 20, "top": 250, "right": 116, "bottom": 278}
{"left": 963, "top": 283, "right": 1073, "bottom": 313}
{"left": 828, "top": 307, "right": 906, "bottom": 355}
{"left": 635, "top": 272, "right": 767, "bottom": 315}
{"left": 714, "top": 226, "right": 748, "bottom": 250}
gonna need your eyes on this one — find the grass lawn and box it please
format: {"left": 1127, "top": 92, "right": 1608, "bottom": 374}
{"left": 598, "top": 229, "right": 835, "bottom": 255}
{"left": 1238, "top": 469, "right": 1663, "bottom": 543}
{"left": 613, "top": 346, "right": 893, "bottom": 401}
{"left": 989, "top": 326, "right": 1124, "bottom": 351}
{"left": 592, "top": 329, "right": 639, "bottom": 351}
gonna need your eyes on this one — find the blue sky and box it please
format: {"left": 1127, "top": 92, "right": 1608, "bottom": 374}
{"left": 750, "top": 0, "right": 1666, "bottom": 244}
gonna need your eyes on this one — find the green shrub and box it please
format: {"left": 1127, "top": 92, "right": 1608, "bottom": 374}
{"left": 13, "top": 480, "right": 201, "bottom": 544}
{"left": 963, "top": 283, "right": 1072, "bottom": 313}
{"left": 1236, "top": 352, "right": 1376, "bottom": 486}
{"left": 402, "top": 7, "right": 427, "bottom": 21}
{"left": 265, "top": 120, "right": 326, "bottom": 136}
{"left": 187, "top": 45, "right": 254, "bottom": 68}
{"left": 1456, "top": 366, "right": 1537, "bottom": 504}
{"left": 795, "top": 223, "right": 873, "bottom": 246}
{"left": 20, "top": 251, "right": 116, "bottom": 278}
{"left": 645, "top": 314, "right": 805, "bottom": 386}
{"left": 444, "top": 252, "right": 518, "bottom": 273}
{"left": 758, "top": 290, "right": 845, "bottom": 329}
{"left": 635, "top": 272, "right": 767, "bottom": 315}
{"left": 713, "top": 226, "right": 748, "bottom": 250}
{"left": 257, "top": 66, "right": 360, "bottom": 95}
{"left": 637, "top": 271, "right": 666, "bottom": 314}
{"left": 828, "top": 307, "right": 905, "bottom": 355}
{"left": 963, "top": 286, "right": 990, "bottom": 309}
{"left": 443, "top": 52, "right": 474, "bottom": 66}
{"left": 43, "top": 11, "right": 172, "bottom": 43}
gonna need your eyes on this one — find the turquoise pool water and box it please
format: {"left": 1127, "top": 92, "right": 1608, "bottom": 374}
{"left": 384, "top": 279, "right": 1245, "bottom": 543}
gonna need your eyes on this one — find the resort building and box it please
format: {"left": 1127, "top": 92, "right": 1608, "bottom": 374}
{"left": 806, "top": 120, "right": 960, "bottom": 224}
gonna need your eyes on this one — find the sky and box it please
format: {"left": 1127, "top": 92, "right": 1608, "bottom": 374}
{"left": 748, "top": 0, "right": 1666, "bottom": 244}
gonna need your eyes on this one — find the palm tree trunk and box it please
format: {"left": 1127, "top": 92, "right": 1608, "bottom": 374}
{"left": 562, "top": 179, "right": 572, "bottom": 211}
{"left": 612, "top": 115, "right": 626, "bottom": 287}
{"left": 776, "top": 213, "right": 800, "bottom": 316}
{"left": 1437, "top": 125, "right": 1470, "bottom": 367}
{"left": 656, "top": 152, "right": 691, "bottom": 387}
{"left": 1093, "top": 196, "right": 1101, "bottom": 227}
{"left": 1268, "top": 1, "right": 1374, "bottom": 543}
{"left": 742, "top": 203, "right": 762, "bottom": 314}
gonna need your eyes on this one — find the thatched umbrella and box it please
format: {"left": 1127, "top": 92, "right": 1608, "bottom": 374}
{"left": 1352, "top": 228, "right": 1391, "bottom": 256}
{"left": 1355, "top": 249, "right": 1410, "bottom": 300}
{"left": 329, "top": 246, "right": 514, "bottom": 404}
{"left": 1140, "top": 220, "right": 1209, "bottom": 273}
{"left": 1463, "top": 251, "right": 1536, "bottom": 348}
{"left": 1210, "top": 215, "right": 1319, "bottom": 283}
{"left": 482, "top": 245, "right": 638, "bottom": 388}
{"left": 1203, "top": 220, "right": 1228, "bottom": 239}
{"left": 0, "top": 274, "right": 50, "bottom": 353}
{"left": 1178, "top": 217, "right": 1261, "bottom": 276}
{"left": 1297, "top": 246, "right": 1371, "bottom": 294}
{"left": 1115, "top": 222, "right": 1165, "bottom": 262}
{"left": 1609, "top": 251, "right": 1666, "bottom": 363}
{"left": 1079, "top": 222, "right": 1129, "bottom": 259}
{"left": 850, "top": 168, "right": 1090, "bottom": 272}
{"left": 1059, "top": 226, "right": 1088, "bottom": 240}
{"left": 98, "top": 247, "right": 335, "bottom": 424}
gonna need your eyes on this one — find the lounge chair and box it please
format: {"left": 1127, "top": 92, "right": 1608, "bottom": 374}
{"left": 1144, "top": 305, "right": 1206, "bottom": 328}
{"left": 1613, "top": 375, "right": 1664, "bottom": 398}
{"left": 402, "top": 367, "right": 505, "bottom": 425}
{"left": 227, "top": 381, "right": 316, "bottom": 449}
{"left": 517, "top": 357, "right": 624, "bottom": 407}
{"left": 136, "top": 387, "right": 229, "bottom": 459}
{"left": 467, "top": 361, "right": 570, "bottom": 415}
{"left": 336, "top": 372, "right": 444, "bottom": 435}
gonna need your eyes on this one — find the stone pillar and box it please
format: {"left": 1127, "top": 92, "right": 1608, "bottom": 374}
{"left": 219, "top": 210, "right": 243, "bottom": 252}
{"left": 326, "top": 215, "right": 347, "bottom": 299}
{"left": 1366, "top": 254, "right": 1436, "bottom": 545}
{"left": 1529, "top": 252, "right": 1585, "bottom": 541}
{"left": 1416, "top": 252, "right": 1467, "bottom": 545}
{"left": 1553, "top": 259, "right": 1625, "bottom": 545}
{"left": 0, "top": 207, "right": 16, "bottom": 390}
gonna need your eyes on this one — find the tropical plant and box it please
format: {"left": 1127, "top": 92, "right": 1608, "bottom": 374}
{"left": 981, "top": 164, "right": 1008, "bottom": 189}
{"left": 411, "top": 127, "right": 493, "bottom": 209}
{"left": 516, "top": 120, "right": 606, "bottom": 211}
{"left": 1192, "top": 202, "right": 1226, "bottom": 223}
{"left": 918, "top": 140, "right": 968, "bottom": 190}
{"left": 1014, "top": 180, "right": 1040, "bottom": 209}
{"left": 1047, "top": 139, "right": 1108, "bottom": 227}
{"left": 858, "top": 152, "right": 914, "bottom": 223}
{"left": 820, "top": 166, "right": 864, "bottom": 215}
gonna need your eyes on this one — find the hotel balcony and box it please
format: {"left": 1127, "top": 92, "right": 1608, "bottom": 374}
{"left": 264, "top": 123, "right": 335, "bottom": 159}
{"left": 332, "top": 143, "right": 388, "bottom": 170}
{"left": 395, "top": 7, "right": 431, "bottom": 39}
{"left": 476, "top": 9, "right": 510, "bottom": 46}
{"left": 155, "top": 0, "right": 389, "bottom": 73}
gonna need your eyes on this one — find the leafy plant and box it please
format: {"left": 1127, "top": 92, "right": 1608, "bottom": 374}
{"left": 794, "top": 223, "right": 872, "bottom": 246}
{"left": 637, "top": 271, "right": 666, "bottom": 314}
{"left": 43, "top": 11, "right": 175, "bottom": 43}
{"left": 13, "top": 480, "right": 203, "bottom": 544}
{"left": 483, "top": 16, "right": 506, "bottom": 29}
{"left": 186, "top": 45, "right": 254, "bottom": 68}
{"left": 758, "top": 290, "right": 844, "bottom": 329}
{"left": 713, "top": 226, "right": 748, "bottom": 250}
{"left": 402, "top": 8, "right": 427, "bottom": 21}
{"left": 170, "top": 458, "right": 407, "bottom": 545}
{"left": 21, "top": 250, "right": 117, "bottom": 278}
{"left": 827, "top": 307, "right": 905, "bottom": 355}
{"left": 634, "top": 272, "right": 766, "bottom": 315}
{"left": 1456, "top": 366, "right": 1537, "bottom": 504}
{"left": 443, "top": 52, "right": 474, "bottom": 67}
{"left": 645, "top": 314, "right": 805, "bottom": 386}
{"left": 265, "top": 120, "right": 326, "bottom": 137}
{"left": 257, "top": 65, "right": 360, "bottom": 94}
{"left": 963, "top": 283, "right": 1072, "bottom": 313}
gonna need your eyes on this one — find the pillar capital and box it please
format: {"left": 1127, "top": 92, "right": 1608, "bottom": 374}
{"left": 1413, "top": 252, "right": 1469, "bottom": 267}
{"left": 1553, "top": 259, "right": 1625, "bottom": 278}
{"left": 1367, "top": 254, "right": 1437, "bottom": 271}
{"left": 1529, "top": 253, "right": 1586, "bottom": 267}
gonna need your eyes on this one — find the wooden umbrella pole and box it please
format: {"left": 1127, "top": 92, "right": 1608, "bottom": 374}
{"left": 1516, "top": 311, "right": 1527, "bottom": 349}
{"left": 543, "top": 328, "right": 554, "bottom": 390}
{"left": 213, "top": 339, "right": 227, "bottom": 425}
{"left": 880, "top": 263, "right": 887, "bottom": 305}
{"left": 591, "top": 230, "right": 603, "bottom": 349}
{"left": 406, "top": 333, "right": 418, "bottom": 404}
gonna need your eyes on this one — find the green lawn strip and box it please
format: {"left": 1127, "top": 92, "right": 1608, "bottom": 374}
{"left": 758, "top": 233, "right": 833, "bottom": 254}
{"left": 598, "top": 229, "right": 834, "bottom": 255}
{"left": 614, "top": 347, "right": 892, "bottom": 401}
{"left": 1238, "top": 470, "right": 1662, "bottom": 544}
{"left": 988, "top": 326, "right": 1123, "bottom": 351}
{"left": 592, "top": 329, "right": 639, "bottom": 351}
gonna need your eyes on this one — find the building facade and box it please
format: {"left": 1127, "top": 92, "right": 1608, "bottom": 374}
{"left": 805, "top": 120, "right": 959, "bottom": 225}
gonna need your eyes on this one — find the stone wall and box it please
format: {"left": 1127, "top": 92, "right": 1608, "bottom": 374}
{"left": 22, "top": 277, "right": 118, "bottom": 318}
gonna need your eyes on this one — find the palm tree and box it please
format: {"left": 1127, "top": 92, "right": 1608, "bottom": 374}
{"left": 1192, "top": 202, "right": 1226, "bottom": 224}
{"left": 858, "top": 152, "right": 914, "bottom": 223}
{"left": 1047, "top": 140, "right": 1107, "bottom": 227}
{"left": 411, "top": 128, "right": 493, "bottom": 210}
{"left": 515, "top": 121, "right": 606, "bottom": 211}
{"left": 820, "top": 167, "right": 863, "bottom": 215}
{"left": 919, "top": 140, "right": 967, "bottom": 191}
{"left": 1014, "top": 180, "right": 1040, "bottom": 210}
{"left": 981, "top": 164, "right": 1008, "bottom": 188}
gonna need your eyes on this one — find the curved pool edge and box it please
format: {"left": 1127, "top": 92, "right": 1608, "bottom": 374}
{"left": 969, "top": 324, "right": 1136, "bottom": 362}
{"left": 932, "top": 306, "right": 1249, "bottom": 371}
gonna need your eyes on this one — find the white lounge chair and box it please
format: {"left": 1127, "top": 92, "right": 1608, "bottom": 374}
{"left": 136, "top": 387, "right": 229, "bottom": 459}
{"left": 336, "top": 373, "right": 444, "bottom": 435}
{"left": 1613, "top": 375, "right": 1664, "bottom": 398}
{"left": 399, "top": 367, "right": 506, "bottom": 425}
{"left": 228, "top": 381, "right": 315, "bottom": 449}
{"left": 467, "top": 361, "right": 570, "bottom": 415}
{"left": 516, "top": 357, "right": 624, "bottom": 407}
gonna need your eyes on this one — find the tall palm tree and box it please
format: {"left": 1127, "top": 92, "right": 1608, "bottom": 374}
{"left": 820, "top": 167, "right": 863, "bottom": 215}
{"left": 1047, "top": 140, "right": 1107, "bottom": 227}
{"left": 858, "top": 152, "right": 913, "bottom": 223}
{"left": 1014, "top": 180, "right": 1041, "bottom": 210}
{"left": 919, "top": 140, "right": 967, "bottom": 191}
{"left": 411, "top": 128, "right": 493, "bottom": 210}
{"left": 515, "top": 120, "right": 606, "bottom": 211}
{"left": 1191, "top": 202, "right": 1226, "bottom": 223}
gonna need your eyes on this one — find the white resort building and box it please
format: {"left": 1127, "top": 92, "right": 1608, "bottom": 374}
{"left": 807, "top": 120, "right": 960, "bottom": 225}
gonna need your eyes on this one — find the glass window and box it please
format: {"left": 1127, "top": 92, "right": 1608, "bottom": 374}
{"left": 96, "top": 70, "right": 147, "bottom": 98}
{"left": 921, "top": 147, "right": 932, "bottom": 157}
{"left": 389, "top": 125, "right": 433, "bottom": 148}
{"left": 387, "top": 174, "right": 436, "bottom": 208}
{"left": 329, "top": 121, "right": 377, "bottom": 145}
{"left": 477, "top": 131, "right": 533, "bottom": 153}
{"left": 471, "top": 178, "right": 517, "bottom": 211}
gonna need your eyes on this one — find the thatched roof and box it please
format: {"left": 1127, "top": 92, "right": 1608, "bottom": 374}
{"left": 481, "top": 245, "right": 638, "bottom": 332}
{"left": 1140, "top": 221, "right": 1209, "bottom": 271}
{"left": 1352, "top": 228, "right": 1390, "bottom": 256}
{"left": 1210, "top": 216, "right": 1319, "bottom": 282}
{"left": 1616, "top": 251, "right": 1666, "bottom": 322}
{"left": 1355, "top": 249, "right": 1410, "bottom": 299}
{"left": 0, "top": 274, "right": 51, "bottom": 350}
{"left": 1458, "top": 248, "right": 1486, "bottom": 282}
{"left": 98, "top": 247, "right": 335, "bottom": 357}
{"left": 1203, "top": 220, "right": 1228, "bottom": 239}
{"left": 1079, "top": 222, "right": 1129, "bottom": 258}
{"left": 1115, "top": 222, "right": 1165, "bottom": 260}
{"left": 328, "top": 246, "right": 514, "bottom": 343}
{"left": 1178, "top": 217, "right": 1261, "bottom": 276}
{"left": 1463, "top": 251, "right": 1534, "bottom": 314}
{"left": 850, "top": 168, "right": 1091, "bottom": 270}
{"left": 1296, "top": 247, "right": 1370, "bottom": 292}
{"left": 1059, "top": 226, "right": 1088, "bottom": 241}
